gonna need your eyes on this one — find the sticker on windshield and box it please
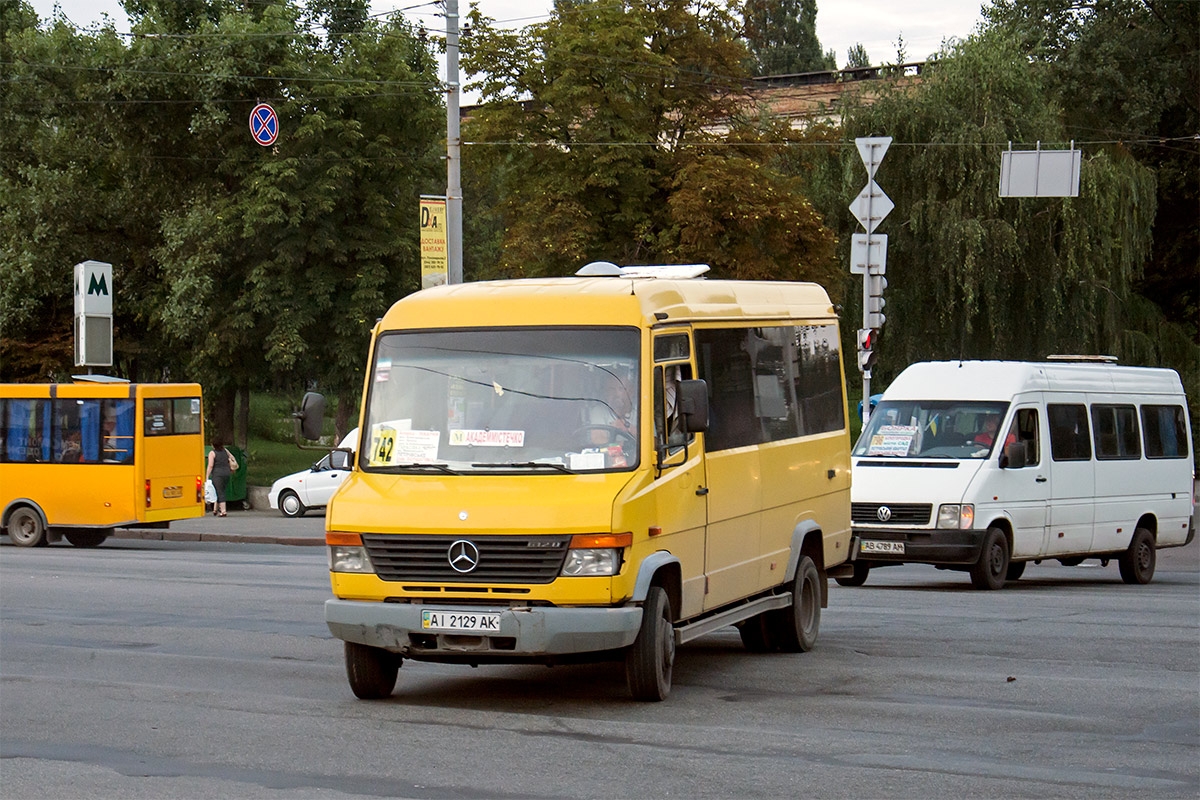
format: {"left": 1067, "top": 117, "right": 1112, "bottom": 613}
{"left": 369, "top": 426, "right": 439, "bottom": 465}
{"left": 867, "top": 425, "right": 918, "bottom": 457}
{"left": 448, "top": 429, "right": 525, "bottom": 447}
{"left": 190, "top": 399, "right": 201, "bottom": 414}
{"left": 374, "top": 359, "right": 392, "bottom": 383}
{"left": 569, "top": 451, "right": 606, "bottom": 471}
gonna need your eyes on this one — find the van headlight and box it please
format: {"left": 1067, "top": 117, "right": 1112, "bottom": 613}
{"left": 561, "top": 533, "right": 632, "bottom": 577}
{"left": 328, "top": 545, "right": 374, "bottom": 573}
{"left": 937, "top": 504, "right": 974, "bottom": 530}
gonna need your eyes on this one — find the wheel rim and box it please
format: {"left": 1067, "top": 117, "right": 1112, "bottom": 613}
{"left": 282, "top": 494, "right": 299, "bottom": 515}
{"left": 10, "top": 513, "right": 38, "bottom": 544}
{"left": 800, "top": 573, "right": 818, "bottom": 634}
{"left": 659, "top": 608, "right": 675, "bottom": 681}
{"left": 1136, "top": 540, "right": 1153, "bottom": 573}
{"left": 989, "top": 542, "right": 1006, "bottom": 576}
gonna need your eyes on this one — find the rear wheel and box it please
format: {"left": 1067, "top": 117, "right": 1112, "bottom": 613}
{"left": 834, "top": 561, "right": 870, "bottom": 587}
{"left": 1058, "top": 556, "right": 1086, "bottom": 567}
{"left": 764, "top": 556, "right": 822, "bottom": 652}
{"left": 344, "top": 642, "right": 400, "bottom": 699}
{"left": 7, "top": 507, "right": 47, "bottom": 547}
{"left": 1118, "top": 527, "right": 1155, "bottom": 585}
{"left": 64, "top": 529, "right": 108, "bottom": 548}
{"left": 1006, "top": 561, "right": 1026, "bottom": 581}
{"left": 969, "top": 527, "right": 1009, "bottom": 590}
{"left": 279, "top": 490, "right": 306, "bottom": 518}
{"left": 625, "top": 586, "right": 675, "bottom": 701}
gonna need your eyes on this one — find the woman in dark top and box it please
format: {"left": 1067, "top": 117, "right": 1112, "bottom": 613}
{"left": 205, "top": 437, "right": 239, "bottom": 517}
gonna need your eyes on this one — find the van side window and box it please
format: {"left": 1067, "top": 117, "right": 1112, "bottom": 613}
{"left": 1004, "top": 408, "right": 1039, "bottom": 466}
{"left": 1048, "top": 404, "right": 1091, "bottom": 461}
{"left": 654, "top": 362, "right": 693, "bottom": 451}
{"left": 3, "top": 398, "right": 50, "bottom": 463}
{"left": 1091, "top": 404, "right": 1140, "bottom": 460}
{"left": 1142, "top": 405, "right": 1189, "bottom": 459}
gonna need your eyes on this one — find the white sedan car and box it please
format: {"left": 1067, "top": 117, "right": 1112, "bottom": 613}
{"left": 268, "top": 429, "right": 358, "bottom": 518}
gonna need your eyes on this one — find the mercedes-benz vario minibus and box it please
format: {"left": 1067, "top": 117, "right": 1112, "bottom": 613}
{"left": 844, "top": 359, "right": 1194, "bottom": 589}
{"left": 306, "top": 264, "right": 853, "bottom": 701}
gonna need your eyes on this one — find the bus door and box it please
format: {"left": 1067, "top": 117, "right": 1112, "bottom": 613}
{"left": 141, "top": 395, "right": 205, "bottom": 519}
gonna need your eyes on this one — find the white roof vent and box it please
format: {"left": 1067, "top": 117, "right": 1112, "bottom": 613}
{"left": 1045, "top": 355, "right": 1118, "bottom": 363}
{"left": 575, "top": 262, "right": 710, "bottom": 279}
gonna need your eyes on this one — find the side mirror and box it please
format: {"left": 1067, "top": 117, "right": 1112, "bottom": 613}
{"left": 679, "top": 379, "right": 709, "bottom": 434}
{"left": 1001, "top": 442, "right": 1026, "bottom": 469}
{"left": 330, "top": 450, "right": 351, "bottom": 470}
{"left": 295, "top": 392, "right": 326, "bottom": 441}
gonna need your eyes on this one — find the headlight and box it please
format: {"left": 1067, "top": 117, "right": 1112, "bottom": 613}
{"left": 328, "top": 545, "right": 374, "bottom": 573}
{"left": 937, "top": 504, "right": 974, "bottom": 529}
{"left": 562, "top": 548, "right": 621, "bottom": 576}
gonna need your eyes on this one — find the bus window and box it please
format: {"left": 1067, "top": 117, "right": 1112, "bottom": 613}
{"left": 172, "top": 398, "right": 203, "bottom": 434}
{"left": 5, "top": 399, "right": 50, "bottom": 463}
{"left": 102, "top": 400, "right": 135, "bottom": 462}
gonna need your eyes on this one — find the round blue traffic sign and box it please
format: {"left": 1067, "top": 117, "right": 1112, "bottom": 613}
{"left": 249, "top": 103, "right": 278, "bottom": 147}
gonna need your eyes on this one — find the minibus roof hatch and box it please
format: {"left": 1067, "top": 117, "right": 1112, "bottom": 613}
{"left": 576, "top": 262, "right": 710, "bottom": 279}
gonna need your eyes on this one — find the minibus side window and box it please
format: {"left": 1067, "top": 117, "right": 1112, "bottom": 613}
{"left": 1091, "top": 404, "right": 1140, "bottom": 460}
{"left": 654, "top": 363, "right": 693, "bottom": 452}
{"left": 1048, "top": 404, "right": 1091, "bottom": 461}
{"left": 1142, "top": 405, "right": 1189, "bottom": 459}
{"left": 1003, "top": 408, "right": 1040, "bottom": 466}
{"left": 5, "top": 399, "right": 50, "bottom": 463}
{"left": 102, "top": 399, "right": 135, "bottom": 462}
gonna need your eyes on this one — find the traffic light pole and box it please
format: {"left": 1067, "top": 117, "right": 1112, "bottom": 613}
{"left": 849, "top": 136, "right": 892, "bottom": 423}
{"left": 861, "top": 215, "right": 873, "bottom": 421}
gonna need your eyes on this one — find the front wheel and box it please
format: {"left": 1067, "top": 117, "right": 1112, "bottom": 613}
{"left": 344, "top": 642, "right": 400, "bottom": 699}
{"left": 1006, "top": 561, "right": 1026, "bottom": 581}
{"left": 625, "top": 586, "right": 675, "bottom": 701}
{"left": 1118, "top": 527, "right": 1155, "bottom": 585}
{"left": 7, "top": 507, "right": 47, "bottom": 547}
{"left": 764, "top": 556, "right": 822, "bottom": 652}
{"left": 834, "top": 561, "right": 870, "bottom": 587}
{"left": 64, "top": 529, "right": 108, "bottom": 548}
{"left": 969, "top": 527, "right": 1009, "bottom": 590}
{"left": 279, "top": 490, "right": 306, "bottom": 518}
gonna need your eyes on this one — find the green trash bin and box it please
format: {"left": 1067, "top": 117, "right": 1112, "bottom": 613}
{"left": 205, "top": 444, "right": 249, "bottom": 509}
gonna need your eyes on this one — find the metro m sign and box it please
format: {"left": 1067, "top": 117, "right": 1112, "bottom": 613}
{"left": 74, "top": 260, "right": 113, "bottom": 316}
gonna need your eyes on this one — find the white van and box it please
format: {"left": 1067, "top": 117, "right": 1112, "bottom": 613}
{"left": 842, "top": 359, "right": 1194, "bottom": 589}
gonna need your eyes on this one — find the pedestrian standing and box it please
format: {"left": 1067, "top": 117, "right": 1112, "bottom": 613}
{"left": 205, "top": 437, "right": 239, "bottom": 517}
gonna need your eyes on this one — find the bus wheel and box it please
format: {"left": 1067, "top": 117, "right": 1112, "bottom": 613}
{"left": 765, "top": 556, "right": 821, "bottom": 653}
{"left": 279, "top": 491, "right": 306, "bottom": 518}
{"left": 7, "top": 508, "right": 47, "bottom": 547}
{"left": 344, "top": 642, "right": 400, "bottom": 699}
{"left": 64, "top": 529, "right": 108, "bottom": 548}
{"left": 625, "top": 586, "right": 675, "bottom": 701}
{"left": 969, "top": 527, "right": 1009, "bottom": 590}
{"left": 1006, "top": 561, "right": 1026, "bottom": 581}
{"left": 834, "top": 561, "right": 870, "bottom": 587}
{"left": 1118, "top": 527, "right": 1155, "bottom": 585}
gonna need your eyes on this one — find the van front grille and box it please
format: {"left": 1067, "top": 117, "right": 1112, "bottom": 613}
{"left": 361, "top": 534, "right": 570, "bottom": 584}
{"left": 852, "top": 503, "right": 932, "bottom": 526}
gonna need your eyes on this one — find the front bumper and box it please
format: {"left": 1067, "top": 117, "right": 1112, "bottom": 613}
{"left": 326, "top": 599, "right": 643, "bottom": 662}
{"left": 851, "top": 527, "right": 987, "bottom": 566}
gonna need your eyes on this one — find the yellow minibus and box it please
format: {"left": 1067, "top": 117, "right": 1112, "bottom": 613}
{"left": 310, "top": 264, "right": 852, "bottom": 701}
{"left": 1, "top": 378, "right": 205, "bottom": 548}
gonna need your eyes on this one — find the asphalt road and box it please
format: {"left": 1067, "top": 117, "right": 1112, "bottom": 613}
{"left": 2, "top": 534, "right": 1197, "bottom": 799}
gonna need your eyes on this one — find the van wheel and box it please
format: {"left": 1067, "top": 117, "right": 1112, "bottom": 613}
{"left": 7, "top": 507, "right": 47, "bottom": 547}
{"left": 764, "top": 556, "right": 822, "bottom": 652}
{"left": 1058, "top": 556, "right": 1085, "bottom": 567}
{"left": 279, "top": 491, "right": 306, "bottom": 518}
{"left": 1006, "top": 561, "right": 1026, "bottom": 581}
{"left": 64, "top": 529, "right": 108, "bottom": 548}
{"left": 344, "top": 642, "right": 400, "bottom": 699}
{"left": 834, "top": 561, "right": 870, "bottom": 587}
{"left": 1118, "top": 527, "right": 1155, "bottom": 585}
{"left": 625, "top": 586, "right": 675, "bottom": 701}
{"left": 969, "top": 527, "right": 1009, "bottom": 590}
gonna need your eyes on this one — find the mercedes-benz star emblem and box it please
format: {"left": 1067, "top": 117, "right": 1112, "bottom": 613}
{"left": 448, "top": 539, "right": 480, "bottom": 573}
{"left": 876, "top": 506, "right": 892, "bottom": 522}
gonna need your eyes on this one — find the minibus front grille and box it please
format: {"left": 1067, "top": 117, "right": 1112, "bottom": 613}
{"left": 361, "top": 534, "right": 570, "bottom": 583}
{"left": 851, "top": 503, "right": 932, "bottom": 526}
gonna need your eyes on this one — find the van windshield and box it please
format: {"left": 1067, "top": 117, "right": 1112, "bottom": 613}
{"left": 853, "top": 400, "right": 1010, "bottom": 459}
{"left": 362, "top": 327, "right": 640, "bottom": 473}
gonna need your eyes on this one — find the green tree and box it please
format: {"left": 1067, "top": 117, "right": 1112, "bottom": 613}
{"left": 743, "top": 0, "right": 834, "bottom": 75}
{"left": 845, "top": 42, "right": 870, "bottom": 69}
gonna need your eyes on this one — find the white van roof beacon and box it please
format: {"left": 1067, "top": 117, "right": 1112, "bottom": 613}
{"left": 576, "top": 261, "right": 711, "bottom": 279}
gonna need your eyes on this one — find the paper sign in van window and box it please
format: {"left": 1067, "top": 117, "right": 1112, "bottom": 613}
{"left": 369, "top": 423, "right": 438, "bottom": 465}
{"left": 374, "top": 359, "right": 392, "bottom": 383}
{"left": 448, "top": 429, "right": 525, "bottom": 447}
{"left": 867, "top": 424, "right": 918, "bottom": 456}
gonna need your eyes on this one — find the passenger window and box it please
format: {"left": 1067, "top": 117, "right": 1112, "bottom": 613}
{"left": 654, "top": 363, "right": 693, "bottom": 452}
{"left": 102, "top": 399, "right": 135, "bottom": 463}
{"left": 1091, "top": 405, "right": 1140, "bottom": 460}
{"left": 1048, "top": 404, "right": 1091, "bottom": 461}
{"left": 1003, "top": 408, "right": 1039, "bottom": 466}
{"left": 1142, "top": 405, "right": 1189, "bottom": 459}
{"left": 4, "top": 399, "right": 50, "bottom": 463}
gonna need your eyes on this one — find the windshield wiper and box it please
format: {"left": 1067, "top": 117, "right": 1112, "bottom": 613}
{"left": 471, "top": 461, "right": 576, "bottom": 474}
{"left": 374, "top": 462, "right": 460, "bottom": 474}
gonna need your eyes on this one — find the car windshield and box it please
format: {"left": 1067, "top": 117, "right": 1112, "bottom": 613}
{"left": 362, "top": 327, "right": 640, "bottom": 473}
{"left": 853, "top": 400, "right": 1010, "bottom": 459}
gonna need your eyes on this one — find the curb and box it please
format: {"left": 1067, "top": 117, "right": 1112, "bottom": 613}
{"left": 111, "top": 529, "right": 324, "bottom": 547}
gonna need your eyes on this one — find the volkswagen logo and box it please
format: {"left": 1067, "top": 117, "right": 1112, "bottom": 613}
{"left": 876, "top": 506, "right": 893, "bottom": 522}
{"left": 447, "top": 539, "right": 480, "bottom": 573}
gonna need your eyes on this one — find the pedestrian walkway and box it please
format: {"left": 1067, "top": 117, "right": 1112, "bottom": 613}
{"left": 112, "top": 508, "right": 326, "bottom": 546}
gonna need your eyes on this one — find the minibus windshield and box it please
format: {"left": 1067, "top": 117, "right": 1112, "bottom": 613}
{"left": 362, "top": 327, "right": 640, "bottom": 473}
{"left": 853, "top": 400, "right": 1011, "bottom": 459}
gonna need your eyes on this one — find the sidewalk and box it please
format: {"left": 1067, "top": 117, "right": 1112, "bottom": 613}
{"left": 111, "top": 507, "right": 327, "bottom": 547}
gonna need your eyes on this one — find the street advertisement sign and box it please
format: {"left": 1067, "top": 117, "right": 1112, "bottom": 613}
{"left": 420, "top": 196, "right": 448, "bottom": 289}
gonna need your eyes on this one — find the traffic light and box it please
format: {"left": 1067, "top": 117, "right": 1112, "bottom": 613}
{"left": 858, "top": 328, "right": 879, "bottom": 372}
{"left": 867, "top": 274, "right": 887, "bottom": 329}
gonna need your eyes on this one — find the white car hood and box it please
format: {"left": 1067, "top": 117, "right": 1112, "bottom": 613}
{"left": 851, "top": 457, "right": 985, "bottom": 505}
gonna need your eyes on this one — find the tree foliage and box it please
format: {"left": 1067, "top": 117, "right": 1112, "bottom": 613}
{"left": 743, "top": 0, "right": 834, "bottom": 75}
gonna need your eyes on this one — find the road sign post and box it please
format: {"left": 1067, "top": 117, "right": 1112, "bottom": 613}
{"left": 850, "top": 136, "right": 892, "bottom": 420}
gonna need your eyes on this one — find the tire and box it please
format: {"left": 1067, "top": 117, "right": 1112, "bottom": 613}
{"left": 64, "top": 529, "right": 108, "bottom": 548}
{"left": 1058, "top": 556, "right": 1085, "bottom": 567}
{"left": 625, "top": 586, "right": 675, "bottom": 702}
{"left": 834, "top": 561, "right": 870, "bottom": 587}
{"left": 969, "top": 527, "right": 1009, "bottom": 590}
{"left": 1006, "top": 561, "right": 1026, "bottom": 581}
{"left": 344, "top": 641, "right": 400, "bottom": 699}
{"left": 764, "top": 556, "right": 822, "bottom": 653}
{"left": 7, "top": 507, "right": 47, "bottom": 547}
{"left": 737, "top": 614, "right": 773, "bottom": 652}
{"left": 279, "top": 490, "right": 306, "bottom": 518}
{"left": 1118, "top": 527, "right": 1155, "bottom": 585}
